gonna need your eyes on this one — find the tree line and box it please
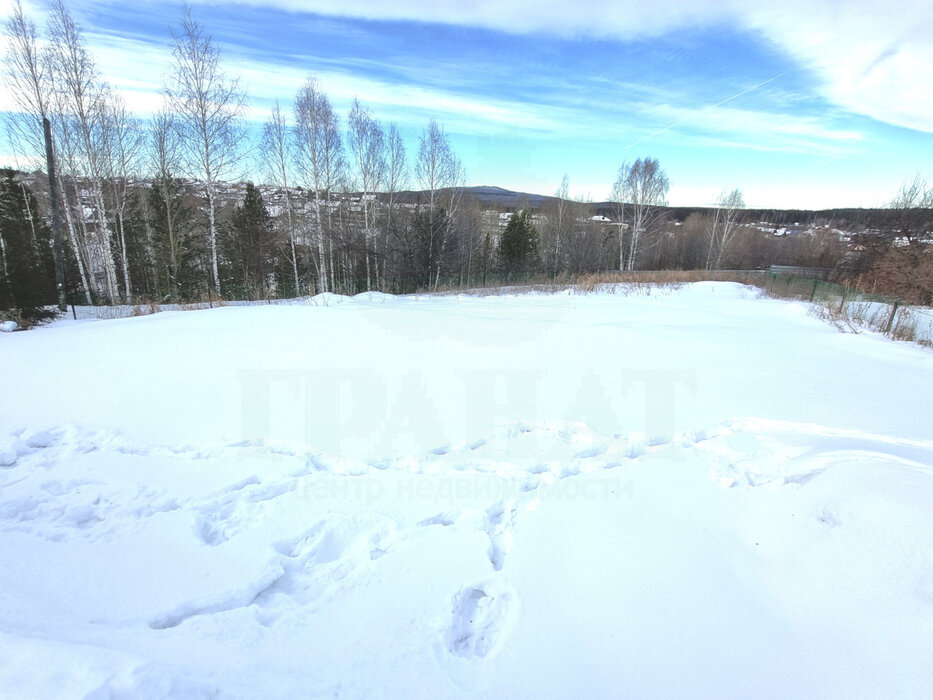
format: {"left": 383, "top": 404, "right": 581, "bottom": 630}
{"left": 2, "top": 1, "right": 931, "bottom": 319}
{"left": 2, "top": 1, "right": 470, "bottom": 307}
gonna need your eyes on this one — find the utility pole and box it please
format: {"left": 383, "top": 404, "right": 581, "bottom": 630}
{"left": 44, "top": 117, "right": 67, "bottom": 311}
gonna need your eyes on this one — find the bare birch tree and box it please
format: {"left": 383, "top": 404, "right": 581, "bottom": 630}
{"left": 3, "top": 0, "right": 84, "bottom": 304}
{"left": 706, "top": 187, "right": 745, "bottom": 269}
{"left": 382, "top": 123, "right": 407, "bottom": 286}
{"left": 3, "top": 0, "right": 50, "bottom": 162}
{"left": 167, "top": 7, "right": 246, "bottom": 295}
{"left": 609, "top": 174, "right": 626, "bottom": 271}
{"left": 293, "top": 78, "right": 345, "bottom": 293}
{"left": 260, "top": 101, "right": 300, "bottom": 294}
{"left": 385, "top": 124, "right": 408, "bottom": 206}
{"left": 415, "top": 120, "right": 463, "bottom": 288}
{"left": 5, "top": 0, "right": 98, "bottom": 303}
{"left": 47, "top": 0, "right": 121, "bottom": 300}
{"left": 102, "top": 94, "right": 145, "bottom": 298}
{"left": 612, "top": 157, "right": 669, "bottom": 271}
{"left": 887, "top": 174, "right": 933, "bottom": 243}
{"left": 148, "top": 109, "right": 186, "bottom": 297}
{"left": 48, "top": 101, "right": 94, "bottom": 302}
{"left": 347, "top": 98, "right": 386, "bottom": 289}
{"left": 553, "top": 174, "right": 570, "bottom": 273}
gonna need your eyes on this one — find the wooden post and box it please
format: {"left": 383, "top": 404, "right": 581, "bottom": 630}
{"left": 884, "top": 301, "right": 900, "bottom": 335}
{"left": 43, "top": 117, "right": 66, "bottom": 311}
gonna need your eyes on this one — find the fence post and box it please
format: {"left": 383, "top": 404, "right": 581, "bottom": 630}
{"left": 884, "top": 301, "right": 900, "bottom": 335}
{"left": 809, "top": 279, "right": 819, "bottom": 302}
{"left": 838, "top": 284, "right": 847, "bottom": 313}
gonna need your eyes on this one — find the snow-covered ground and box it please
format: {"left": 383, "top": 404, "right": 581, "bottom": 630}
{"left": 1, "top": 283, "right": 932, "bottom": 698}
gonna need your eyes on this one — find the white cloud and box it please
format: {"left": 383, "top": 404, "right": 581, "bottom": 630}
{"left": 180, "top": 0, "right": 933, "bottom": 134}
{"left": 75, "top": 27, "right": 565, "bottom": 139}
{"left": 738, "top": 1, "right": 933, "bottom": 135}
{"left": 661, "top": 175, "right": 898, "bottom": 210}
{"left": 5, "top": 0, "right": 925, "bottom": 208}
{"left": 640, "top": 102, "right": 863, "bottom": 154}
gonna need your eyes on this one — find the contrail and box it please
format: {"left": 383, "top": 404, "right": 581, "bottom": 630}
{"left": 623, "top": 73, "right": 785, "bottom": 150}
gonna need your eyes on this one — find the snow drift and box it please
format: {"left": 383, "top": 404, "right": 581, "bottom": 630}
{"left": 1, "top": 283, "right": 932, "bottom": 699}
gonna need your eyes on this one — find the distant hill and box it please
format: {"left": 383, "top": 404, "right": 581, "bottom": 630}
{"left": 7, "top": 167, "right": 909, "bottom": 230}
{"left": 389, "top": 185, "right": 902, "bottom": 230}
{"left": 391, "top": 185, "right": 559, "bottom": 210}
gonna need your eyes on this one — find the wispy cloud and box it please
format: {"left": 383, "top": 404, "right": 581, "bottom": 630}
{"left": 3, "top": 0, "right": 929, "bottom": 208}
{"left": 166, "top": 0, "right": 933, "bottom": 135}
{"left": 641, "top": 102, "right": 863, "bottom": 154}
{"left": 70, "top": 29, "right": 569, "bottom": 143}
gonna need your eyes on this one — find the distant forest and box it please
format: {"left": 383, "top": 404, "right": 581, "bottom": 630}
{"left": 2, "top": 1, "right": 931, "bottom": 319}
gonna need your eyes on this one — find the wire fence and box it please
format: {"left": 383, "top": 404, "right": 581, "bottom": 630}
{"left": 60, "top": 269, "right": 933, "bottom": 348}
{"left": 757, "top": 273, "right": 933, "bottom": 347}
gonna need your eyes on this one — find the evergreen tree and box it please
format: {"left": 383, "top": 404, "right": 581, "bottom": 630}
{"left": 121, "top": 189, "right": 157, "bottom": 299}
{"left": 403, "top": 206, "right": 452, "bottom": 290}
{"left": 147, "top": 176, "right": 203, "bottom": 300}
{"left": 222, "top": 183, "right": 276, "bottom": 298}
{"left": 498, "top": 209, "right": 539, "bottom": 273}
{"left": 0, "top": 171, "right": 57, "bottom": 321}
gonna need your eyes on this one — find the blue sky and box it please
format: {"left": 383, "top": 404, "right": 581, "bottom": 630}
{"left": 3, "top": 0, "right": 932, "bottom": 208}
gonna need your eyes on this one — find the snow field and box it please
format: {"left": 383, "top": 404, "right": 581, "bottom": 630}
{"left": 1, "top": 283, "right": 932, "bottom": 698}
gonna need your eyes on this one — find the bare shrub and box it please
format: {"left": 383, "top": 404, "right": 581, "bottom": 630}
{"left": 861, "top": 245, "right": 933, "bottom": 306}
{"left": 808, "top": 302, "right": 858, "bottom": 334}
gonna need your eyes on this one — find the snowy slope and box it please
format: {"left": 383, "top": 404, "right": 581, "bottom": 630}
{"left": 1, "top": 283, "right": 932, "bottom": 699}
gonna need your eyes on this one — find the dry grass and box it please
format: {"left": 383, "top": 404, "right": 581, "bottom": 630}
{"left": 889, "top": 308, "right": 929, "bottom": 346}
{"left": 802, "top": 296, "right": 929, "bottom": 347}
{"left": 439, "top": 270, "right": 767, "bottom": 297}
{"left": 130, "top": 302, "right": 162, "bottom": 317}
{"left": 55, "top": 271, "right": 933, "bottom": 349}
{"left": 807, "top": 303, "right": 859, "bottom": 334}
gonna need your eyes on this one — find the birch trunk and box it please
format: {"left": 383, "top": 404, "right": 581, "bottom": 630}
{"left": 60, "top": 176, "right": 92, "bottom": 303}
{"left": 206, "top": 183, "right": 220, "bottom": 294}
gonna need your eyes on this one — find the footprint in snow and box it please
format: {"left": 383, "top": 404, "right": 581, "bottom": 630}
{"left": 646, "top": 433, "right": 672, "bottom": 447}
{"left": 0, "top": 444, "right": 17, "bottom": 467}
{"left": 484, "top": 500, "right": 516, "bottom": 571}
{"left": 573, "top": 445, "right": 607, "bottom": 459}
{"left": 418, "top": 512, "right": 459, "bottom": 527}
{"left": 520, "top": 476, "right": 539, "bottom": 492}
{"left": 252, "top": 516, "right": 397, "bottom": 624}
{"left": 25, "top": 429, "right": 58, "bottom": 449}
{"left": 817, "top": 506, "right": 840, "bottom": 527}
{"left": 446, "top": 582, "right": 517, "bottom": 659}
{"left": 1, "top": 429, "right": 62, "bottom": 466}
{"left": 626, "top": 441, "right": 647, "bottom": 459}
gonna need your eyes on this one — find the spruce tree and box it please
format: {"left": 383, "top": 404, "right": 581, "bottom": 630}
{"left": 0, "top": 172, "right": 57, "bottom": 322}
{"left": 498, "top": 209, "right": 539, "bottom": 274}
{"left": 223, "top": 183, "right": 276, "bottom": 298}
{"left": 147, "top": 176, "right": 203, "bottom": 300}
